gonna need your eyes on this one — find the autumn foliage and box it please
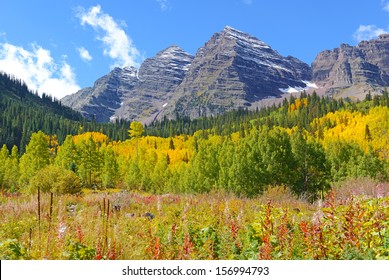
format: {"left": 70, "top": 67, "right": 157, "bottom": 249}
{"left": 1, "top": 92, "right": 389, "bottom": 259}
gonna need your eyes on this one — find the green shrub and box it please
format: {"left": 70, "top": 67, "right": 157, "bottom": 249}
{"left": 26, "top": 165, "right": 81, "bottom": 195}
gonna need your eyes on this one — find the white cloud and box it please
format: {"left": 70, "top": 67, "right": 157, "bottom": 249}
{"left": 156, "top": 0, "right": 170, "bottom": 11}
{"left": 0, "top": 42, "right": 80, "bottom": 99}
{"left": 76, "top": 5, "right": 142, "bottom": 68}
{"left": 385, "top": 3, "right": 389, "bottom": 12}
{"left": 353, "top": 25, "right": 389, "bottom": 42}
{"left": 353, "top": 2, "right": 389, "bottom": 42}
{"left": 382, "top": 1, "right": 389, "bottom": 12}
{"left": 77, "top": 46, "right": 93, "bottom": 62}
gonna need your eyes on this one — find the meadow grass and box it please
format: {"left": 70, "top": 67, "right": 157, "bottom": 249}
{"left": 0, "top": 180, "right": 388, "bottom": 260}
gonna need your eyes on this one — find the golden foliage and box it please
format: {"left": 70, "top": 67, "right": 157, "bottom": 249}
{"left": 72, "top": 132, "right": 108, "bottom": 145}
{"left": 312, "top": 106, "right": 389, "bottom": 158}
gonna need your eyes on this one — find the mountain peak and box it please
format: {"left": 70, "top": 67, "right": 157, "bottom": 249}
{"left": 162, "top": 44, "right": 183, "bottom": 52}
{"left": 156, "top": 45, "right": 192, "bottom": 60}
{"left": 220, "top": 26, "right": 271, "bottom": 51}
{"left": 171, "top": 25, "right": 311, "bottom": 119}
{"left": 223, "top": 25, "right": 241, "bottom": 33}
{"left": 64, "top": 26, "right": 310, "bottom": 123}
{"left": 222, "top": 25, "right": 251, "bottom": 38}
{"left": 159, "top": 45, "right": 182, "bottom": 54}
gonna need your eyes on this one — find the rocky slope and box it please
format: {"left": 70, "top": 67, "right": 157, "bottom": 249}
{"left": 114, "top": 45, "right": 193, "bottom": 123}
{"left": 167, "top": 26, "right": 312, "bottom": 119}
{"left": 61, "top": 67, "right": 138, "bottom": 122}
{"left": 312, "top": 34, "right": 389, "bottom": 99}
{"left": 63, "top": 29, "right": 389, "bottom": 123}
{"left": 63, "top": 26, "right": 312, "bottom": 123}
{"left": 62, "top": 46, "right": 193, "bottom": 123}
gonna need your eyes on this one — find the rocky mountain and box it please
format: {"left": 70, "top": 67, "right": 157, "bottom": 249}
{"left": 114, "top": 45, "right": 193, "bottom": 123}
{"left": 61, "top": 67, "right": 138, "bottom": 122}
{"left": 54, "top": 27, "right": 300, "bottom": 123}
{"left": 63, "top": 26, "right": 313, "bottom": 123}
{"left": 312, "top": 34, "right": 389, "bottom": 99}
{"left": 62, "top": 45, "right": 193, "bottom": 123}
{"left": 167, "top": 26, "right": 312, "bottom": 119}
{"left": 62, "top": 28, "right": 389, "bottom": 123}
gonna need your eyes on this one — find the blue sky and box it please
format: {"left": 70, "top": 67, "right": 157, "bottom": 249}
{"left": 0, "top": 0, "right": 388, "bottom": 99}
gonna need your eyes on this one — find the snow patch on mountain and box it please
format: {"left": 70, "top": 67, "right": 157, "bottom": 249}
{"left": 279, "top": 81, "right": 319, "bottom": 94}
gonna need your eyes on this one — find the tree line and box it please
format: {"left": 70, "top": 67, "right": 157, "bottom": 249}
{"left": 1, "top": 94, "right": 389, "bottom": 199}
{"left": 2, "top": 70, "right": 389, "bottom": 198}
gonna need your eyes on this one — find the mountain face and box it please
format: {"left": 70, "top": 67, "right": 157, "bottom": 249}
{"left": 114, "top": 45, "right": 194, "bottom": 123}
{"left": 61, "top": 67, "right": 138, "bottom": 122}
{"left": 62, "top": 46, "right": 193, "bottom": 123}
{"left": 168, "top": 26, "right": 311, "bottom": 118}
{"left": 63, "top": 26, "right": 312, "bottom": 123}
{"left": 63, "top": 27, "right": 313, "bottom": 122}
{"left": 312, "top": 34, "right": 389, "bottom": 99}
{"left": 62, "top": 29, "right": 389, "bottom": 123}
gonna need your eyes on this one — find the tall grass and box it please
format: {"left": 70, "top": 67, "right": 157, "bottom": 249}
{"left": 0, "top": 180, "right": 388, "bottom": 260}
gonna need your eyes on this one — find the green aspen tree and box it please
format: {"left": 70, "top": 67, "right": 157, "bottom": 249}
{"left": 19, "top": 131, "right": 50, "bottom": 187}
{"left": 0, "top": 144, "right": 9, "bottom": 187}
{"left": 3, "top": 146, "right": 20, "bottom": 192}
{"left": 101, "top": 147, "right": 119, "bottom": 188}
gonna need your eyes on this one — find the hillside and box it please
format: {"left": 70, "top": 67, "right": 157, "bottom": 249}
{"left": 0, "top": 72, "right": 130, "bottom": 152}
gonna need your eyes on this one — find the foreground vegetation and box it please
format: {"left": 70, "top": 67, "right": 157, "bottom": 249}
{"left": 2, "top": 72, "right": 389, "bottom": 260}
{"left": 1, "top": 181, "right": 388, "bottom": 260}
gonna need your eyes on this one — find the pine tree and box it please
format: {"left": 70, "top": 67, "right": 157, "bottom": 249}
{"left": 364, "top": 124, "right": 372, "bottom": 142}
{"left": 77, "top": 137, "right": 101, "bottom": 188}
